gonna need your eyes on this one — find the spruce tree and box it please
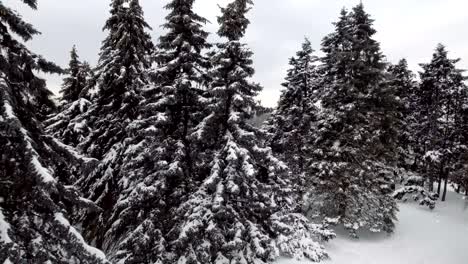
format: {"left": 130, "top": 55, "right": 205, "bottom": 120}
{"left": 415, "top": 44, "right": 467, "bottom": 201}
{"left": 0, "top": 1, "right": 108, "bottom": 262}
{"left": 387, "top": 59, "right": 418, "bottom": 171}
{"left": 308, "top": 4, "right": 399, "bottom": 237}
{"left": 77, "top": 0, "right": 210, "bottom": 262}
{"left": 72, "top": 0, "right": 155, "bottom": 252}
{"left": 267, "top": 39, "right": 321, "bottom": 197}
{"left": 77, "top": 0, "right": 154, "bottom": 158}
{"left": 387, "top": 59, "right": 440, "bottom": 209}
{"left": 45, "top": 47, "right": 93, "bottom": 147}
{"left": 60, "top": 46, "right": 89, "bottom": 104}
{"left": 166, "top": 1, "right": 333, "bottom": 263}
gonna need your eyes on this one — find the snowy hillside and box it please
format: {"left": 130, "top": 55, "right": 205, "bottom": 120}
{"left": 278, "top": 189, "right": 468, "bottom": 264}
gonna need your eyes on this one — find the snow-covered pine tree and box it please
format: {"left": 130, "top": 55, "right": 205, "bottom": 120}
{"left": 393, "top": 172, "right": 438, "bottom": 209}
{"left": 73, "top": 0, "right": 154, "bottom": 251}
{"left": 415, "top": 44, "right": 468, "bottom": 201}
{"left": 387, "top": 59, "right": 419, "bottom": 170}
{"left": 451, "top": 152, "right": 468, "bottom": 196}
{"left": 387, "top": 59, "right": 441, "bottom": 209}
{"left": 78, "top": 0, "right": 154, "bottom": 158}
{"left": 77, "top": 61, "right": 98, "bottom": 101}
{"left": 44, "top": 46, "right": 93, "bottom": 147}
{"left": 165, "top": 1, "right": 333, "bottom": 263}
{"left": 267, "top": 38, "right": 320, "bottom": 197}
{"left": 60, "top": 46, "right": 89, "bottom": 104}
{"left": 452, "top": 87, "right": 468, "bottom": 196}
{"left": 0, "top": 1, "right": 108, "bottom": 262}
{"left": 307, "top": 4, "right": 399, "bottom": 237}
{"left": 80, "top": 0, "right": 212, "bottom": 262}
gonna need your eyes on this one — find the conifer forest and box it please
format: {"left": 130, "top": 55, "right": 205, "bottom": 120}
{"left": 1, "top": 0, "right": 468, "bottom": 263}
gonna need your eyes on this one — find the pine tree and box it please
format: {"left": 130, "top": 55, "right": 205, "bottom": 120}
{"left": 393, "top": 173, "right": 438, "bottom": 209}
{"left": 387, "top": 59, "right": 441, "bottom": 209}
{"left": 44, "top": 47, "right": 93, "bottom": 147}
{"left": 60, "top": 46, "right": 88, "bottom": 104}
{"left": 387, "top": 59, "right": 418, "bottom": 171}
{"left": 77, "top": 0, "right": 154, "bottom": 158}
{"left": 95, "top": 0, "right": 213, "bottom": 262}
{"left": 415, "top": 44, "right": 467, "bottom": 201}
{"left": 307, "top": 4, "right": 399, "bottom": 237}
{"left": 166, "top": 1, "right": 333, "bottom": 263}
{"left": 72, "top": 0, "right": 155, "bottom": 253}
{"left": 452, "top": 88, "right": 468, "bottom": 196}
{"left": 267, "top": 39, "right": 321, "bottom": 197}
{"left": 0, "top": 1, "right": 108, "bottom": 262}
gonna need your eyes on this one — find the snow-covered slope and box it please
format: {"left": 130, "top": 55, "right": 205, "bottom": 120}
{"left": 278, "top": 189, "right": 468, "bottom": 264}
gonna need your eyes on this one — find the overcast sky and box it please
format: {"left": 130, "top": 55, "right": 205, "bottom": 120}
{"left": 5, "top": 0, "right": 468, "bottom": 107}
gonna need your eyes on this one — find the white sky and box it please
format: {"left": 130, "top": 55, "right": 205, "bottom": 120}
{"left": 4, "top": 0, "right": 468, "bottom": 107}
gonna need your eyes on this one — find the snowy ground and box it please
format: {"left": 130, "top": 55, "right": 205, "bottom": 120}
{"left": 278, "top": 189, "right": 468, "bottom": 264}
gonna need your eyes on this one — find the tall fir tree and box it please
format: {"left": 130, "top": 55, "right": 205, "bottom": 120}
{"left": 148, "top": 0, "right": 212, "bottom": 190}
{"left": 0, "top": 1, "right": 108, "bottom": 262}
{"left": 70, "top": 0, "right": 155, "bottom": 253}
{"left": 415, "top": 44, "right": 468, "bottom": 201}
{"left": 267, "top": 38, "right": 321, "bottom": 197}
{"left": 307, "top": 4, "right": 399, "bottom": 236}
{"left": 60, "top": 46, "right": 88, "bottom": 104}
{"left": 79, "top": 0, "right": 212, "bottom": 262}
{"left": 77, "top": 0, "right": 154, "bottom": 158}
{"left": 44, "top": 46, "right": 93, "bottom": 147}
{"left": 452, "top": 78, "right": 468, "bottom": 196}
{"left": 166, "top": 1, "right": 333, "bottom": 263}
{"left": 387, "top": 59, "right": 439, "bottom": 209}
{"left": 387, "top": 59, "right": 418, "bottom": 171}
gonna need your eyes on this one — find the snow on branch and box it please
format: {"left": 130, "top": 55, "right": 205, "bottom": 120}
{"left": 20, "top": 128, "right": 57, "bottom": 184}
{"left": 393, "top": 175, "right": 438, "bottom": 209}
{"left": 54, "top": 213, "right": 109, "bottom": 262}
{"left": 0, "top": 208, "right": 13, "bottom": 244}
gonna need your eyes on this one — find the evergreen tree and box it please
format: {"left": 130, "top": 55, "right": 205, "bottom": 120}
{"left": 393, "top": 173, "right": 438, "bottom": 209}
{"left": 307, "top": 4, "right": 399, "bottom": 237}
{"left": 45, "top": 47, "right": 93, "bottom": 147}
{"left": 72, "top": 0, "right": 155, "bottom": 252}
{"left": 388, "top": 59, "right": 440, "bottom": 209}
{"left": 78, "top": 0, "right": 154, "bottom": 158}
{"left": 76, "top": 0, "right": 210, "bottom": 262}
{"left": 415, "top": 44, "right": 467, "bottom": 201}
{"left": 60, "top": 46, "right": 88, "bottom": 104}
{"left": 0, "top": 1, "right": 108, "bottom": 262}
{"left": 267, "top": 39, "right": 321, "bottom": 196}
{"left": 452, "top": 91, "right": 468, "bottom": 196}
{"left": 105, "top": 0, "right": 212, "bottom": 261}
{"left": 166, "top": 1, "right": 333, "bottom": 263}
{"left": 387, "top": 59, "right": 418, "bottom": 171}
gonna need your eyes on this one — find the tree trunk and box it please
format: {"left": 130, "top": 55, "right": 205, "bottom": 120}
{"left": 441, "top": 171, "right": 449, "bottom": 202}
{"left": 456, "top": 184, "right": 461, "bottom": 194}
{"left": 437, "top": 175, "right": 442, "bottom": 196}
{"left": 437, "top": 164, "right": 444, "bottom": 196}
